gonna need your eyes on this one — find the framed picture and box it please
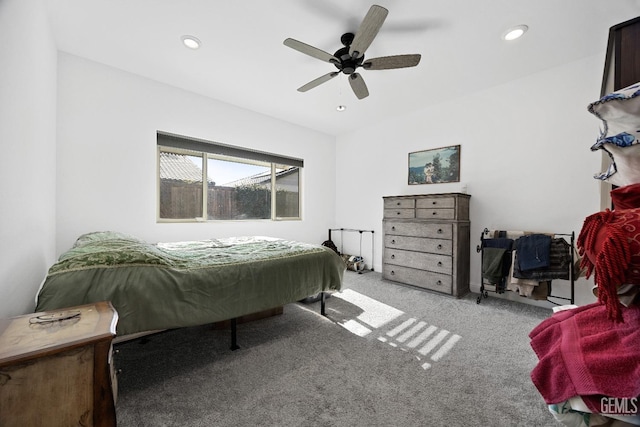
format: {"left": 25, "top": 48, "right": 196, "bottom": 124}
{"left": 408, "top": 145, "right": 460, "bottom": 185}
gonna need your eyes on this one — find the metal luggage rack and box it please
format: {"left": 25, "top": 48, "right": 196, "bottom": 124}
{"left": 476, "top": 227, "right": 575, "bottom": 305}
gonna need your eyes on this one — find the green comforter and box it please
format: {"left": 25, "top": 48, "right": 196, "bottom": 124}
{"left": 36, "top": 231, "right": 345, "bottom": 336}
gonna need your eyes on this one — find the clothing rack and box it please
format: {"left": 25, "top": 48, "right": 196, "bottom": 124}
{"left": 328, "top": 228, "right": 374, "bottom": 274}
{"left": 475, "top": 228, "right": 575, "bottom": 305}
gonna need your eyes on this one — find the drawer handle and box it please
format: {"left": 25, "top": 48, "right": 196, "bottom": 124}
{"left": 432, "top": 211, "right": 438, "bottom": 215}
{"left": 437, "top": 262, "right": 442, "bottom": 267}
{"left": 391, "top": 254, "right": 395, "bottom": 259}
{"left": 432, "top": 201, "right": 437, "bottom": 205}
{"left": 396, "top": 211, "right": 401, "bottom": 215}
{"left": 391, "top": 271, "right": 395, "bottom": 276}
{"left": 436, "top": 280, "right": 442, "bottom": 286}
{"left": 397, "top": 202, "right": 401, "bottom": 206}
{"left": 437, "top": 228, "right": 443, "bottom": 234}
{"left": 437, "top": 244, "right": 443, "bottom": 249}
{"left": 391, "top": 239, "right": 396, "bottom": 244}
{"left": 391, "top": 226, "right": 396, "bottom": 231}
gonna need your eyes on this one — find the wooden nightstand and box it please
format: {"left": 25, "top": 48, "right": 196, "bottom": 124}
{"left": 0, "top": 301, "right": 118, "bottom": 427}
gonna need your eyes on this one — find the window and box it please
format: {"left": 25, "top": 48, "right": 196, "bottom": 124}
{"left": 157, "top": 132, "right": 302, "bottom": 222}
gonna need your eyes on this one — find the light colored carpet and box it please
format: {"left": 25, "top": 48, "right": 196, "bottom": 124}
{"left": 114, "top": 271, "right": 557, "bottom": 426}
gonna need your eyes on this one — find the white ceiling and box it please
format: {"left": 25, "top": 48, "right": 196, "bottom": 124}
{"left": 43, "top": 0, "right": 640, "bottom": 137}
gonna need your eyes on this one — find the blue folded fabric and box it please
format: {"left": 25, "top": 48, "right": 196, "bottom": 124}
{"left": 516, "top": 234, "right": 551, "bottom": 271}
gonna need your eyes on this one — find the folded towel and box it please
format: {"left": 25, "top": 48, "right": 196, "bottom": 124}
{"left": 529, "top": 303, "right": 640, "bottom": 413}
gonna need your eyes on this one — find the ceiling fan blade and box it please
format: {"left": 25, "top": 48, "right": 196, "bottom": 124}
{"left": 349, "top": 5, "right": 388, "bottom": 58}
{"left": 297, "top": 72, "right": 339, "bottom": 92}
{"left": 363, "top": 54, "right": 422, "bottom": 70}
{"left": 284, "top": 38, "right": 339, "bottom": 64}
{"left": 349, "top": 73, "right": 369, "bottom": 99}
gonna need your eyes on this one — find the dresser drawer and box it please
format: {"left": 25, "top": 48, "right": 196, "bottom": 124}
{"left": 384, "top": 208, "right": 415, "bottom": 219}
{"left": 384, "top": 198, "right": 416, "bottom": 209}
{"left": 384, "top": 235, "right": 452, "bottom": 255}
{"left": 384, "top": 248, "right": 452, "bottom": 275}
{"left": 384, "top": 209, "right": 416, "bottom": 219}
{"left": 416, "top": 196, "right": 455, "bottom": 209}
{"left": 384, "top": 221, "right": 452, "bottom": 239}
{"left": 383, "top": 265, "right": 452, "bottom": 293}
{"left": 416, "top": 208, "right": 455, "bottom": 220}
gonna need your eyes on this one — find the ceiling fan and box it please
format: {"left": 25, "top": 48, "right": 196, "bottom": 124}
{"left": 283, "top": 4, "right": 421, "bottom": 100}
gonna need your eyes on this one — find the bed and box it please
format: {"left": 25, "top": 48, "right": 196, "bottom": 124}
{"left": 35, "top": 231, "right": 345, "bottom": 341}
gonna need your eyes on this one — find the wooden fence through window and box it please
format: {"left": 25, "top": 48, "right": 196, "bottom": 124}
{"left": 160, "top": 181, "right": 298, "bottom": 219}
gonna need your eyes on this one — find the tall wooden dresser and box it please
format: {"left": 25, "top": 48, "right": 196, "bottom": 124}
{"left": 382, "top": 193, "right": 471, "bottom": 297}
{"left": 0, "top": 301, "right": 118, "bottom": 427}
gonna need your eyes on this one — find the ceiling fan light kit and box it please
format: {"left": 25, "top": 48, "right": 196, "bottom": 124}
{"left": 283, "top": 4, "right": 421, "bottom": 100}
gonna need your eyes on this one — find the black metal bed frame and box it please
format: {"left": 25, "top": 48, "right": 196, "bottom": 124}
{"left": 229, "top": 292, "right": 329, "bottom": 351}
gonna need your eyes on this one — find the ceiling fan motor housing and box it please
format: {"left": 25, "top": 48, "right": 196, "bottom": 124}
{"left": 334, "top": 33, "right": 364, "bottom": 75}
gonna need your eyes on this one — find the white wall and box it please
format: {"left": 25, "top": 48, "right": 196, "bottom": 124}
{"left": 0, "top": 2, "right": 611, "bottom": 317}
{"left": 56, "top": 53, "right": 337, "bottom": 254}
{"left": 335, "top": 54, "right": 607, "bottom": 306}
{"left": 0, "top": 0, "right": 57, "bottom": 317}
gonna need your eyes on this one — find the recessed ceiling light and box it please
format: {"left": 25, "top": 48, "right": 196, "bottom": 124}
{"left": 503, "top": 25, "right": 528, "bottom": 41}
{"left": 181, "top": 35, "right": 201, "bottom": 49}
{"left": 336, "top": 105, "right": 346, "bottom": 112}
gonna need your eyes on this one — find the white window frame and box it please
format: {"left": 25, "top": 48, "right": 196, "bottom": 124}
{"left": 157, "top": 132, "right": 302, "bottom": 223}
